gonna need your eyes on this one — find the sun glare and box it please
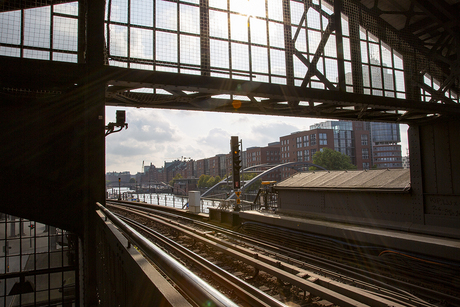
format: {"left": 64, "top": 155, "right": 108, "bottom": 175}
{"left": 231, "top": 0, "right": 265, "bottom": 18}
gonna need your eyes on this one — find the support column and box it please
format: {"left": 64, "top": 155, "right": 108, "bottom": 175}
{"left": 81, "top": 0, "right": 106, "bottom": 306}
{"left": 409, "top": 118, "right": 460, "bottom": 230}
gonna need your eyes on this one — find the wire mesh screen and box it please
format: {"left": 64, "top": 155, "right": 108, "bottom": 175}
{"left": 0, "top": 214, "right": 78, "bottom": 307}
{"left": 0, "top": 0, "right": 458, "bottom": 103}
{"left": 0, "top": 2, "right": 78, "bottom": 62}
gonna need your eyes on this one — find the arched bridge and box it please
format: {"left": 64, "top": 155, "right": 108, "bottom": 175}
{"left": 202, "top": 162, "right": 327, "bottom": 199}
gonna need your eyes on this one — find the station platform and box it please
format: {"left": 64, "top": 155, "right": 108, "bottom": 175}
{"left": 238, "top": 210, "right": 460, "bottom": 263}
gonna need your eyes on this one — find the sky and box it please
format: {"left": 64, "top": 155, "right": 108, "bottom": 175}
{"left": 105, "top": 106, "right": 409, "bottom": 174}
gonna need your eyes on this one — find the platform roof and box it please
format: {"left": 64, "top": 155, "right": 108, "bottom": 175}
{"left": 275, "top": 168, "right": 411, "bottom": 192}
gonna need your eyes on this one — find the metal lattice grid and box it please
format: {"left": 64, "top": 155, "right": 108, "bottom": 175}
{"left": 1, "top": 0, "right": 459, "bottom": 122}
{"left": 0, "top": 214, "right": 78, "bottom": 307}
{"left": 0, "top": 2, "right": 78, "bottom": 62}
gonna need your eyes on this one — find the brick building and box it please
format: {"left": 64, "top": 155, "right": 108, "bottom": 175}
{"left": 246, "top": 142, "right": 281, "bottom": 181}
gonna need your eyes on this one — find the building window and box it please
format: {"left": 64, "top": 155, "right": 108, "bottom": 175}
{"left": 297, "top": 151, "right": 303, "bottom": 161}
{"left": 303, "top": 135, "right": 309, "bottom": 147}
{"left": 319, "top": 133, "right": 327, "bottom": 145}
{"left": 311, "top": 149, "right": 317, "bottom": 157}
{"left": 304, "top": 150, "right": 310, "bottom": 161}
{"left": 296, "top": 136, "right": 302, "bottom": 148}
{"left": 363, "top": 162, "right": 369, "bottom": 169}
{"left": 311, "top": 134, "right": 316, "bottom": 146}
{"left": 361, "top": 134, "right": 368, "bottom": 145}
{"left": 362, "top": 148, "right": 369, "bottom": 159}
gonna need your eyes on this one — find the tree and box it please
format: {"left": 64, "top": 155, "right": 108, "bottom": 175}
{"left": 197, "top": 174, "right": 210, "bottom": 188}
{"left": 169, "top": 173, "right": 183, "bottom": 186}
{"left": 312, "top": 148, "right": 356, "bottom": 170}
{"left": 205, "top": 176, "right": 217, "bottom": 187}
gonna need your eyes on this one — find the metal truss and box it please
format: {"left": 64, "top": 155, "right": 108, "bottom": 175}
{"left": 1, "top": 0, "right": 460, "bottom": 125}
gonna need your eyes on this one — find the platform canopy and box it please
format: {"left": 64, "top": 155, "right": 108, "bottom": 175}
{"left": 275, "top": 168, "right": 410, "bottom": 192}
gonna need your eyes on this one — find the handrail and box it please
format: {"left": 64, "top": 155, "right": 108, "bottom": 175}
{"left": 96, "top": 202, "right": 238, "bottom": 307}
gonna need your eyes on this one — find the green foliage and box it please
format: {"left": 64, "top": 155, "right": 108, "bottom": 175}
{"left": 169, "top": 173, "right": 183, "bottom": 186}
{"left": 197, "top": 174, "right": 210, "bottom": 188}
{"left": 129, "top": 178, "right": 136, "bottom": 183}
{"left": 242, "top": 172, "right": 257, "bottom": 180}
{"left": 205, "top": 176, "right": 216, "bottom": 187}
{"left": 246, "top": 179, "right": 262, "bottom": 191}
{"left": 312, "top": 148, "right": 357, "bottom": 170}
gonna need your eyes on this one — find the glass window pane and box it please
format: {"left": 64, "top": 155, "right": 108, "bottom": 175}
{"left": 293, "top": 55, "right": 307, "bottom": 78}
{"left": 381, "top": 42, "right": 392, "bottom": 67}
{"left": 109, "top": 25, "right": 128, "bottom": 57}
{"left": 24, "top": 7, "right": 51, "bottom": 48}
{"left": 180, "top": 4, "right": 200, "bottom": 34}
{"left": 210, "top": 0, "right": 227, "bottom": 9}
{"left": 360, "top": 41, "right": 368, "bottom": 63}
{"left": 341, "top": 14, "right": 349, "bottom": 36}
{"left": 131, "top": 0, "right": 153, "bottom": 26}
{"left": 369, "top": 43, "right": 380, "bottom": 64}
{"left": 268, "top": 0, "right": 283, "bottom": 21}
{"left": 0, "top": 10, "right": 21, "bottom": 45}
{"left": 231, "top": 42, "right": 249, "bottom": 71}
{"left": 343, "top": 37, "right": 351, "bottom": 61}
{"left": 270, "top": 49, "right": 286, "bottom": 76}
{"left": 156, "top": 31, "right": 177, "bottom": 62}
{"left": 371, "top": 66, "right": 382, "bottom": 88}
{"left": 307, "top": 8, "right": 321, "bottom": 30}
{"left": 269, "top": 22, "right": 284, "bottom": 48}
{"left": 156, "top": 0, "right": 177, "bottom": 31}
{"left": 110, "top": 0, "right": 128, "bottom": 23}
{"left": 308, "top": 30, "right": 321, "bottom": 54}
{"left": 210, "top": 10, "right": 228, "bottom": 39}
{"left": 345, "top": 61, "right": 352, "bottom": 85}
{"left": 53, "top": 16, "right": 78, "bottom": 51}
{"left": 393, "top": 51, "right": 403, "bottom": 69}
{"left": 395, "top": 70, "right": 405, "bottom": 92}
{"left": 130, "top": 28, "right": 153, "bottom": 60}
{"left": 231, "top": 14, "right": 249, "bottom": 42}
{"left": 210, "top": 39, "right": 229, "bottom": 68}
{"left": 324, "top": 34, "right": 336, "bottom": 58}
{"left": 251, "top": 46, "right": 269, "bottom": 73}
{"left": 180, "top": 35, "right": 200, "bottom": 65}
{"left": 293, "top": 27, "right": 306, "bottom": 52}
{"left": 251, "top": 18, "right": 267, "bottom": 45}
{"left": 383, "top": 68, "right": 394, "bottom": 90}
{"left": 290, "top": 1, "right": 304, "bottom": 25}
{"left": 362, "top": 65, "right": 370, "bottom": 87}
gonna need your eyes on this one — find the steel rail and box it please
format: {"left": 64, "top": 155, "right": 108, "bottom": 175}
{"left": 110, "top": 204, "right": 413, "bottom": 307}
{"left": 113, "top": 200, "right": 458, "bottom": 306}
{"left": 117, "top": 214, "right": 287, "bottom": 307}
{"left": 96, "top": 202, "right": 238, "bottom": 307}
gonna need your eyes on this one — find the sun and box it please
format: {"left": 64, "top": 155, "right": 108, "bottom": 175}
{"left": 231, "top": 0, "right": 264, "bottom": 19}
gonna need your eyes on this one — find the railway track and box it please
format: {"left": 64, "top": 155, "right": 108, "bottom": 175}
{"left": 105, "top": 201, "right": 459, "bottom": 307}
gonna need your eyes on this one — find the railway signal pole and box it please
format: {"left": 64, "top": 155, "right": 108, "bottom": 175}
{"left": 231, "top": 136, "right": 242, "bottom": 211}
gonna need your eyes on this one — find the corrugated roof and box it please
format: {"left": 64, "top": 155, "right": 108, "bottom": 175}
{"left": 275, "top": 169, "right": 410, "bottom": 191}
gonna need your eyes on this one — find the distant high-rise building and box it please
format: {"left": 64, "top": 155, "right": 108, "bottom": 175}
{"left": 370, "top": 122, "right": 402, "bottom": 168}
{"left": 280, "top": 120, "right": 373, "bottom": 179}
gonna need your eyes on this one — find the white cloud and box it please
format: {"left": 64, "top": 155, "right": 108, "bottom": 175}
{"left": 106, "top": 106, "right": 409, "bottom": 173}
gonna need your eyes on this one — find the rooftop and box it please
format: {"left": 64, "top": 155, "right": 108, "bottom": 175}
{"left": 275, "top": 169, "right": 410, "bottom": 192}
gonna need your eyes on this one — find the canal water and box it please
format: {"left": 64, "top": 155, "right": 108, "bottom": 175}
{"left": 107, "top": 188, "right": 222, "bottom": 214}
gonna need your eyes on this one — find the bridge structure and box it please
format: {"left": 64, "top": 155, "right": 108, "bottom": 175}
{"left": 202, "top": 162, "right": 327, "bottom": 198}
{"left": 1, "top": 0, "right": 460, "bottom": 305}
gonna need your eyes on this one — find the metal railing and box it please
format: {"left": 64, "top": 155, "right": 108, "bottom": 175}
{"left": 95, "top": 202, "right": 237, "bottom": 307}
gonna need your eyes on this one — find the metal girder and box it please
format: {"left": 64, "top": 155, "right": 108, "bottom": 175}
{"left": 1, "top": 56, "right": 459, "bottom": 123}
{"left": 354, "top": 0, "right": 460, "bottom": 89}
